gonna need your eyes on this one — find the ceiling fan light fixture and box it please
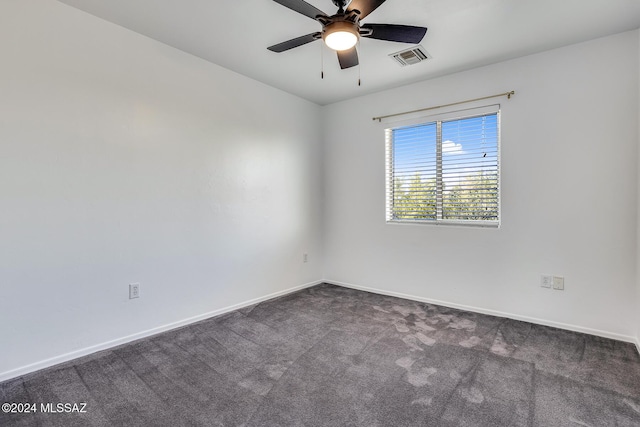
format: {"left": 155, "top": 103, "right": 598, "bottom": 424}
{"left": 268, "top": 0, "right": 428, "bottom": 71}
{"left": 323, "top": 21, "right": 358, "bottom": 51}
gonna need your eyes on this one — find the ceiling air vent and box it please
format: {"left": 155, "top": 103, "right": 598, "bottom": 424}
{"left": 389, "top": 45, "right": 431, "bottom": 66}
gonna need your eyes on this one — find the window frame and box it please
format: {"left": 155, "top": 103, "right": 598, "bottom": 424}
{"left": 385, "top": 105, "right": 501, "bottom": 228}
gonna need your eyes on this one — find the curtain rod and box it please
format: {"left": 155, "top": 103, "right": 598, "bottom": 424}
{"left": 372, "top": 90, "right": 515, "bottom": 122}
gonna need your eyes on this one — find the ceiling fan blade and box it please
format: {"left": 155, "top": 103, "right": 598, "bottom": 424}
{"left": 337, "top": 47, "right": 359, "bottom": 69}
{"left": 271, "top": 0, "right": 328, "bottom": 20}
{"left": 268, "top": 32, "right": 322, "bottom": 52}
{"left": 346, "top": 0, "right": 387, "bottom": 20}
{"left": 361, "top": 24, "right": 427, "bottom": 43}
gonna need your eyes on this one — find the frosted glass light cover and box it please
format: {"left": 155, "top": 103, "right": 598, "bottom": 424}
{"left": 325, "top": 31, "right": 358, "bottom": 51}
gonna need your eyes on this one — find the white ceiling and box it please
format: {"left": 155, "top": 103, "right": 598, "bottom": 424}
{"left": 57, "top": 0, "right": 640, "bottom": 105}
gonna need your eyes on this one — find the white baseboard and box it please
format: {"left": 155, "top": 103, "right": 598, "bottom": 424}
{"left": 3, "top": 278, "right": 637, "bottom": 382}
{"left": 0, "top": 280, "right": 322, "bottom": 383}
{"left": 326, "top": 279, "right": 637, "bottom": 345}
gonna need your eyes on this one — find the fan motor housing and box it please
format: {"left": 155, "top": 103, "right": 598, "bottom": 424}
{"left": 322, "top": 19, "right": 359, "bottom": 42}
{"left": 332, "top": 0, "right": 351, "bottom": 8}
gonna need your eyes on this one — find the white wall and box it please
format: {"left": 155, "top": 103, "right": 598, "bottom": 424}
{"left": 637, "top": 28, "right": 640, "bottom": 352}
{"left": 0, "top": 0, "right": 323, "bottom": 379}
{"left": 323, "top": 30, "right": 640, "bottom": 341}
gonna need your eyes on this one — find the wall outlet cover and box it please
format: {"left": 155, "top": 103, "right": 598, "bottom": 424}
{"left": 540, "top": 275, "right": 552, "bottom": 288}
{"left": 129, "top": 283, "right": 140, "bottom": 299}
{"left": 552, "top": 276, "right": 564, "bottom": 290}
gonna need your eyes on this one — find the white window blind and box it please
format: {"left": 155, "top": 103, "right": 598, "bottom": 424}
{"left": 385, "top": 109, "right": 500, "bottom": 226}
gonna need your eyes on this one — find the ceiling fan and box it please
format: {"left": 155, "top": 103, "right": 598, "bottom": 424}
{"left": 268, "top": 0, "right": 428, "bottom": 70}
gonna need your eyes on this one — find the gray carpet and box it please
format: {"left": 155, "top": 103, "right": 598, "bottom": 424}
{"left": 2, "top": 283, "right": 640, "bottom": 426}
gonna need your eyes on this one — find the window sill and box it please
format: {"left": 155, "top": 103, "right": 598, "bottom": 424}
{"left": 386, "top": 219, "right": 500, "bottom": 229}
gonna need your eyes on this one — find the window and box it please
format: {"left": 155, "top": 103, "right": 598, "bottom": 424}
{"left": 385, "top": 108, "right": 500, "bottom": 226}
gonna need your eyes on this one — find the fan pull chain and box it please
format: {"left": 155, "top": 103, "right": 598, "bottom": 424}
{"left": 358, "top": 39, "right": 361, "bottom": 86}
{"left": 320, "top": 42, "right": 324, "bottom": 79}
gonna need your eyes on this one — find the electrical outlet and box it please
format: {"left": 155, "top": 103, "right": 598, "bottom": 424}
{"left": 303, "top": 253, "right": 308, "bottom": 263}
{"left": 540, "top": 275, "right": 552, "bottom": 288}
{"left": 129, "top": 283, "right": 140, "bottom": 299}
{"left": 552, "top": 276, "right": 564, "bottom": 290}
